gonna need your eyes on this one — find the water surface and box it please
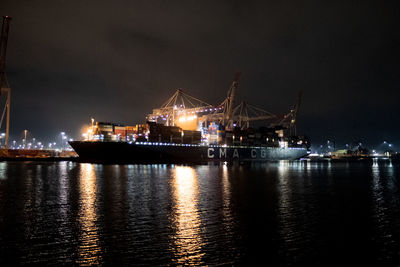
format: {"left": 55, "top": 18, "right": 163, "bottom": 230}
{"left": 0, "top": 160, "right": 399, "bottom": 265}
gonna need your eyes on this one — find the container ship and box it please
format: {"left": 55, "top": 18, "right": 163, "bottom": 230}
{"left": 69, "top": 74, "right": 310, "bottom": 163}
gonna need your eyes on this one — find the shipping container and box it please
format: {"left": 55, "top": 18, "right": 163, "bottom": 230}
{"left": 97, "top": 122, "right": 113, "bottom": 132}
{"left": 115, "top": 126, "right": 126, "bottom": 132}
{"left": 125, "top": 126, "right": 136, "bottom": 134}
{"left": 114, "top": 126, "right": 127, "bottom": 141}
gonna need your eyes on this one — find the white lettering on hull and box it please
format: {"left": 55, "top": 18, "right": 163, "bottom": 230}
{"left": 261, "top": 149, "right": 266, "bottom": 158}
{"left": 233, "top": 149, "right": 239, "bottom": 158}
{"left": 251, "top": 149, "right": 257, "bottom": 158}
{"left": 207, "top": 148, "right": 214, "bottom": 158}
{"left": 220, "top": 148, "right": 227, "bottom": 158}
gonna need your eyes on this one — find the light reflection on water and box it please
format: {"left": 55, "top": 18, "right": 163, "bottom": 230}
{"left": 58, "top": 162, "right": 69, "bottom": 224}
{"left": 277, "top": 160, "right": 296, "bottom": 254}
{"left": 371, "top": 159, "right": 398, "bottom": 262}
{"left": 77, "top": 164, "right": 101, "bottom": 265}
{"left": 0, "top": 162, "right": 7, "bottom": 180}
{"left": 0, "top": 160, "right": 399, "bottom": 265}
{"left": 171, "top": 166, "right": 204, "bottom": 265}
{"left": 22, "top": 163, "right": 42, "bottom": 246}
{"left": 222, "top": 164, "right": 231, "bottom": 222}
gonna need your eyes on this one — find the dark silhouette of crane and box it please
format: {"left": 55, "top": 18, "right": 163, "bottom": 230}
{"left": 0, "top": 16, "right": 11, "bottom": 148}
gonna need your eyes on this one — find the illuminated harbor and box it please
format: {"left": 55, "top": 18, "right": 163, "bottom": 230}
{"left": 1, "top": 0, "right": 400, "bottom": 265}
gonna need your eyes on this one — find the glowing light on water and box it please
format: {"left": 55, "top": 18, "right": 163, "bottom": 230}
{"left": 77, "top": 164, "right": 102, "bottom": 265}
{"left": 0, "top": 162, "right": 7, "bottom": 180}
{"left": 171, "top": 166, "right": 203, "bottom": 265}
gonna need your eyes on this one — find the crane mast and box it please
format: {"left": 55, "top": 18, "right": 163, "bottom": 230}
{"left": 0, "top": 16, "right": 11, "bottom": 148}
{"left": 290, "top": 91, "right": 302, "bottom": 136}
{"left": 217, "top": 72, "right": 241, "bottom": 130}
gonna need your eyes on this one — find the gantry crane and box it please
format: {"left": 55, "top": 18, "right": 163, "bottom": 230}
{"left": 274, "top": 91, "right": 303, "bottom": 135}
{"left": 147, "top": 88, "right": 215, "bottom": 126}
{"left": 147, "top": 72, "right": 302, "bottom": 134}
{"left": 0, "top": 16, "right": 11, "bottom": 148}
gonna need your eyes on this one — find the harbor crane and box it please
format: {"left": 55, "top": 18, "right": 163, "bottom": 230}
{"left": 148, "top": 72, "right": 302, "bottom": 134}
{"left": 0, "top": 16, "right": 11, "bottom": 148}
{"left": 147, "top": 88, "right": 215, "bottom": 126}
{"left": 273, "top": 91, "right": 303, "bottom": 135}
{"left": 221, "top": 72, "right": 240, "bottom": 129}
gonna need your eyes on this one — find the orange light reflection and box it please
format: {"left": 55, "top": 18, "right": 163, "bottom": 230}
{"left": 77, "top": 164, "right": 102, "bottom": 265}
{"left": 171, "top": 166, "right": 204, "bottom": 265}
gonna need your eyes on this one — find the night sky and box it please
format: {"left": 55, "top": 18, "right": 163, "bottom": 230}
{"left": 2, "top": 0, "right": 399, "bottom": 149}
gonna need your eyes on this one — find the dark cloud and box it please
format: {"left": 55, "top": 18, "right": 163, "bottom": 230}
{"left": 2, "top": 0, "right": 399, "bottom": 147}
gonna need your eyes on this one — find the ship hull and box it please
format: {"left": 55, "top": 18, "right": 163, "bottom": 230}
{"left": 69, "top": 141, "right": 308, "bottom": 163}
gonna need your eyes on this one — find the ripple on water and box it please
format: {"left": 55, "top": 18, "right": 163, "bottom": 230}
{"left": 0, "top": 161, "right": 399, "bottom": 265}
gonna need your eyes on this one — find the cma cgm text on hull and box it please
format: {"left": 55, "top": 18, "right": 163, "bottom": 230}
{"left": 69, "top": 141, "right": 309, "bottom": 164}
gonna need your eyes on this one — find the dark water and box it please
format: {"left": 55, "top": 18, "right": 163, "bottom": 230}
{"left": 0, "top": 160, "right": 399, "bottom": 266}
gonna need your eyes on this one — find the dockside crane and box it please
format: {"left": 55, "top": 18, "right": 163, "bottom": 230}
{"left": 290, "top": 91, "right": 303, "bottom": 135}
{"left": 147, "top": 88, "right": 214, "bottom": 126}
{"left": 0, "top": 16, "right": 11, "bottom": 148}
{"left": 147, "top": 72, "right": 303, "bottom": 136}
{"left": 220, "top": 72, "right": 241, "bottom": 130}
{"left": 275, "top": 91, "right": 303, "bottom": 135}
{"left": 231, "top": 101, "right": 277, "bottom": 129}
